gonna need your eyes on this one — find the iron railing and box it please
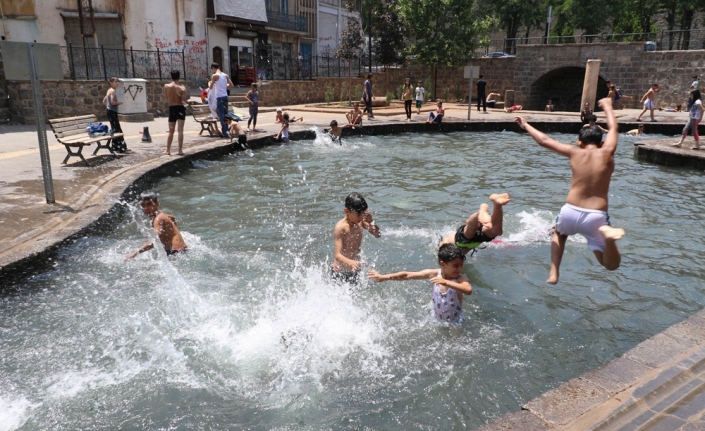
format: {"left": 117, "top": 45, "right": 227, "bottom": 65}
{"left": 253, "top": 54, "right": 389, "bottom": 81}
{"left": 475, "top": 28, "right": 705, "bottom": 56}
{"left": 60, "top": 44, "right": 187, "bottom": 81}
{"left": 265, "top": 9, "right": 308, "bottom": 33}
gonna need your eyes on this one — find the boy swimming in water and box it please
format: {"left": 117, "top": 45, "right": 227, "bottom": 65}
{"left": 368, "top": 243, "right": 472, "bottom": 322}
{"left": 328, "top": 119, "right": 354, "bottom": 145}
{"left": 514, "top": 97, "right": 625, "bottom": 284}
{"left": 225, "top": 113, "right": 248, "bottom": 149}
{"left": 126, "top": 192, "right": 187, "bottom": 260}
{"left": 439, "top": 193, "right": 510, "bottom": 255}
{"left": 332, "top": 192, "right": 381, "bottom": 283}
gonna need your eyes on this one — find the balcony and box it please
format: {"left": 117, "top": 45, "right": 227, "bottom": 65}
{"left": 266, "top": 9, "right": 308, "bottom": 33}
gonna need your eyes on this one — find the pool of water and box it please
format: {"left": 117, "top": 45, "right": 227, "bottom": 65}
{"left": 2, "top": 129, "right": 705, "bottom": 430}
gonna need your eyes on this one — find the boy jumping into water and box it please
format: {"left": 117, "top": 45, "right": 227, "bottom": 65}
{"left": 439, "top": 193, "right": 510, "bottom": 255}
{"left": 514, "top": 97, "right": 625, "bottom": 284}
{"left": 332, "top": 192, "right": 381, "bottom": 283}
{"left": 126, "top": 192, "right": 188, "bottom": 260}
{"left": 368, "top": 244, "right": 472, "bottom": 323}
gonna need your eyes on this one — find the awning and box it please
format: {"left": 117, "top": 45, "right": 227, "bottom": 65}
{"left": 214, "top": 0, "right": 268, "bottom": 25}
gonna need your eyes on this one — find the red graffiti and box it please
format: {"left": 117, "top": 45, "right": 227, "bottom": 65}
{"left": 154, "top": 38, "right": 172, "bottom": 49}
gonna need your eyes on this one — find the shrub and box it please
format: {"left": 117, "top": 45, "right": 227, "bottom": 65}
{"left": 386, "top": 91, "right": 395, "bottom": 103}
{"left": 325, "top": 86, "right": 335, "bottom": 104}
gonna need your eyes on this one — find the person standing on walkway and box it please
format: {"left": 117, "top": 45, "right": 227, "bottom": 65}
{"left": 402, "top": 78, "right": 413, "bottom": 121}
{"left": 163, "top": 70, "right": 189, "bottom": 156}
{"left": 103, "top": 77, "right": 129, "bottom": 153}
{"left": 362, "top": 74, "right": 375, "bottom": 119}
{"left": 636, "top": 84, "right": 660, "bottom": 122}
{"left": 476, "top": 74, "right": 487, "bottom": 113}
{"left": 415, "top": 80, "right": 425, "bottom": 115}
{"left": 687, "top": 75, "right": 699, "bottom": 110}
{"left": 246, "top": 83, "right": 260, "bottom": 133}
{"left": 672, "top": 89, "right": 703, "bottom": 150}
{"left": 209, "top": 62, "right": 233, "bottom": 138}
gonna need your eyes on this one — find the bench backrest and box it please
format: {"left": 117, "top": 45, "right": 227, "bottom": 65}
{"left": 190, "top": 104, "right": 211, "bottom": 116}
{"left": 48, "top": 114, "right": 98, "bottom": 139}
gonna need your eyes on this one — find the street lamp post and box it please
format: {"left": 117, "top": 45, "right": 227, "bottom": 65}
{"left": 368, "top": 1, "right": 372, "bottom": 73}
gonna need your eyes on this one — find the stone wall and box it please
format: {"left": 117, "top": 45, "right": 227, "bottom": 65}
{"left": 513, "top": 42, "right": 705, "bottom": 110}
{"left": 258, "top": 61, "right": 515, "bottom": 107}
{"left": 6, "top": 79, "right": 184, "bottom": 124}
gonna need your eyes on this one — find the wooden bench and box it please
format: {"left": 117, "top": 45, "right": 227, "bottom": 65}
{"left": 48, "top": 115, "right": 121, "bottom": 166}
{"left": 189, "top": 104, "right": 220, "bottom": 137}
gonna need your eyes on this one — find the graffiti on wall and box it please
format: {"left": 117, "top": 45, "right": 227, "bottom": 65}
{"left": 154, "top": 38, "right": 208, "bottom": 84}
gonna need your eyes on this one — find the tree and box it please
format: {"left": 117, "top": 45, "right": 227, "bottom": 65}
{"left": 399, "top": 0, "right": 494, "bottom": 99}
{"left": 486, "top": 0, "right": 547, "bottom": 53}
{"left": 371, "top": 0, "right": 406, "bottom": 67}
{"left": 335, "top": 2, "right": 365, "bottom": 105}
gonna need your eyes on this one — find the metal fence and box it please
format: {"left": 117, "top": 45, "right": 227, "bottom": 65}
{"left": 253, "top": 54, "right": 390, "bottom": 81}
{"left": 476, "top": 28, "right": 705, "bottom": 56}
{"left": 60, "top": 44, "right": 187, "bottom": 81}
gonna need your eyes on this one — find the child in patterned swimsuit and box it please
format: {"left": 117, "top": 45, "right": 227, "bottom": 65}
{"left": 368, "top": 244, "right": 472, "bottom": 323}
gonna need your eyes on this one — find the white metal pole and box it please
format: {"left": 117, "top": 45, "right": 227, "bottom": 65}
{"left": 27, "top": 43, "right": 55, "bottom": 204}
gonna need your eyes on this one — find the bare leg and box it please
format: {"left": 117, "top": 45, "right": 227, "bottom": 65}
{"left": 165, "top": 121, "right": 176, "bottom": 155}
{"left": 462, "top": 209, "right": 482, "bottom": 240}
{"left": 649, "top": 109, "right": 655, "bottom": 121}
{"left": 636, "top": 107, "right": 647, "bottom": 120}
{"left": 594, "top": 225, "right": 624, "bottom": 270}
{"left": 483, "top": 193, "right": 510, "bottom": 237}
{"left": 548, "top": 232, "right": 568, "bottom": 284}
{"left": 177, "top": 119, "right": 185, "bottom": 155}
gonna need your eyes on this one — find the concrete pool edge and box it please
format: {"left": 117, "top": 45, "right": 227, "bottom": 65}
{"left": 1, "top": 119, "right": 704, "bottom": 430}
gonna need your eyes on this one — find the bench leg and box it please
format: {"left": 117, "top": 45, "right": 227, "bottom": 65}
{"left": 93, "top": 139, "right": 117, "bottom": 157}
{"left": 63, "top": 145, "right": 89, "bottom": 167}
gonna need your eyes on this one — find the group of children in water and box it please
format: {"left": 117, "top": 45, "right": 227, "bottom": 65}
{"left": 128, "top": 96, "right": 626, "bottom": 324}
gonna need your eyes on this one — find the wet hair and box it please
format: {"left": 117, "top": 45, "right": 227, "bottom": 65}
{"left": 251, "top": 83, "right": 258, "bottom": 87}
{"left": 109, "top": 77, "right": 119, "bottom": 83}
{"left": 282, "top": 112, "right": 290, "bottom": 121}
{"left": 344, "top": 192, "right": 368, "bottom": 212}
{"left": 652, "top": 83, "right": 659, "bottom": 87}
{"left": 171, "top": 69, "right": 180, "bottom": 80}
{"left": 579, "top": 124, "right": 603, "bottom": 145}
{"left": 330, "top": 119, "right": 338, "bottom": 127}
{"left": 438, "top": 243, "right": 466, "bottom": 263}
{"left": 587, "top": 114, "right": 598, "bottom": 122}
{"left": 210, "top": 62, "right": 219, "bottom": 69}
{"left": 692, "top": 89, "right": 701, "bottom": 102}
{"left": 638, "top": 124, "right": 644, "bottom": 128}
{"left": 139, "top": 191, "right": 158, "bottom": 202}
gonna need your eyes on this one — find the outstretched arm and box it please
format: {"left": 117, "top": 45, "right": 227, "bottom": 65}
{"left": 126, "top": 241, "right": 154, "bottom": 260}
{"left": 367, "top": 269, "right": 437, "bottom": 282}
{"left": 598, "top": 98, "right": 619, "bottom": 155}
{"left": 514, "top": 117, "right": 575, "bottom": 157}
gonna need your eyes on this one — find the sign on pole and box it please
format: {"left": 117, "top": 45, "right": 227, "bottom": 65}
{"left": 465, "top": 66, "right": 480, "bottom": 120}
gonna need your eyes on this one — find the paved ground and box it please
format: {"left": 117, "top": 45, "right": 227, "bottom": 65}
{"left": 0, "top": 100, "right": 702, "bottom": 430}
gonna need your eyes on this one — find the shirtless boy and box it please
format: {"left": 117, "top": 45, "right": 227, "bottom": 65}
{"left": 332, "top": 192, "right": 381, "bottom": 283}
{"left": 346, "top": 102, "right": 363, "bottom": 127}
{"left": 514, "top": 97, "right": 625, "bottom": 284}
{"left": 582, "top": 114, "right": 608, "bottom": 133}
{"left": 328, "top": 119, "right": 353, "bottom": 145}
{"left": 126, "top": 192, "right": 188, "bottom": 260}
{"left": 636, "top": 83, "right": 660, "bottom": 122}
{"left": 440, "top": 193, "right": 510, "bottom": 255}
{"left": 163, "top": 70, "right": 189, "bottom": 155}
{"left": 225, "top": 113, "right": 248, "bottom": 149}
{"left": 275, "top": 109, "right": 303, "bottom": 124}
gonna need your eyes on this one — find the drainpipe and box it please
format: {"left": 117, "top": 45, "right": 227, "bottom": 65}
{"left": 0, "top": 0, "right": 9, "bottom": 39}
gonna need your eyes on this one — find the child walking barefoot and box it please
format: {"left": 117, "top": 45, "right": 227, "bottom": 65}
{"left": 515, "top": 97, "right": 625, "bottom": 284}
{"left": 368, "top": 244, "right": 472, "bottom": 322}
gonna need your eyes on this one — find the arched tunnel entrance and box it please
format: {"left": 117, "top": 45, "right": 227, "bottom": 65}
{"left": 530, "top": 67, "right": 610, "bottom": 112}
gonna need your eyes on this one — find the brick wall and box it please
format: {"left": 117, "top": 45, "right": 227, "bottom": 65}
{"left": 6, "top": 80, "right": 186, "bottom": 124}
{"left": 513, "top": 42, "right": 705, "bottom": 110}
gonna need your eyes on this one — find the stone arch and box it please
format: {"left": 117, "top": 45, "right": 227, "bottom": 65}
{"left": 530, "top": 66, "right": 610, "bottom": 112}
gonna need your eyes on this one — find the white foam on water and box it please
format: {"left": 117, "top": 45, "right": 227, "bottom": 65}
{"left": 0, "top": 395, "right": 38, "bottom": 431}
{"left": 308, "top": 126, "right": 373, "bottom": 150}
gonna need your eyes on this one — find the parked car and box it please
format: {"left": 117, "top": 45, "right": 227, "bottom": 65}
{"left": 482, "top": 52, "right": 516, "bottom": 58}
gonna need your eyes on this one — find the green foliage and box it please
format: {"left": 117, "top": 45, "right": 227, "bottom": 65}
{"left": 443, "top": 87, "right": 451, "bottom": 102}
{"left": 372, "top": 0, "right": 406, "bottom": 66}
{"left": 398, "top": 0, "right": 495, "bottom": 66}
{"left": 486, "top": 0, "right": 547, "bottom": 49}
{"left": 335, "top": 3, "right": 364, "bottom": 60}
{"left": 386, "top": 91, "right": 395, "bottom": 103}
{"left": 424, "top": 76, "right": 433, "bottom": 101}
{"left": 325, "top": 86, "right": 335, "bottom": 104}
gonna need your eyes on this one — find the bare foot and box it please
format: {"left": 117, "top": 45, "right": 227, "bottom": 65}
{"left": 671, "top": 143, "right": 682, "bottom": 147}
{"left": 599, "top": 225, "right": 625, "bottom": 242}
{"left": 177, "top": 152, "right": 185, "bottom": 156}
{"left": 489, "top": 193, "right": 511, "bottom": 206}
{"left": 546, "top": 271, "right": 559, "bottom": 285}
{"left": 162, "top": 151, "right": 170, "bottom": 155}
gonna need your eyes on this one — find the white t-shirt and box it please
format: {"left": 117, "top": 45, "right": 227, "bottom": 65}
{"left": 691, "top": 99, "right": 703, "bottom": 120}
{"left": 691, "top": 80, "right": 699, "bottom": 90}
{"left": 415, "top": 86, "right": 425, "bottom": 101}
{"left": 213, "top": 71, "right": 228, "bottom": 98}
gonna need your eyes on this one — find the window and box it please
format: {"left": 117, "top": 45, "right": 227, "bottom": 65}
{"left": 185, "top": 21, "right": 194, "bottom": 37}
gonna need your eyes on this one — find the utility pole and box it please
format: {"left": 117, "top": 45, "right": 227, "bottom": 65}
{"left": 368, "top": 1, "right": 372, "bottom": 73}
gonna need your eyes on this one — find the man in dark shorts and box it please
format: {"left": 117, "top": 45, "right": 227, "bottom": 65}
{"left": 163, "top": 70, "right": 189, "bottom": 155}
{"left": 439, "top": 193, "right": 510, "bottom": 254}
{"left": 476, "top": 74, "right": 487, "bottom": 113}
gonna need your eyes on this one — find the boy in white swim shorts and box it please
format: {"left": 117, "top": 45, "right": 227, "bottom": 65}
{"left": 515, "top": 97, "right": 625, "bottom": 284}
{"left": 636, "top": 83, "right": 660, "bottom": 122}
